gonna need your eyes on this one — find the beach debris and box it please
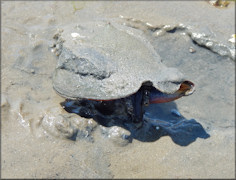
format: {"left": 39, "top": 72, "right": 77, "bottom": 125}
{"left": 189, "top": 46, "right": 196, "bottom": 53}
{"left": 208, "top": 0, "right": 230, "bottom": 8}
{"left": 228, "top": 34, "right": 235, "bottom": 43}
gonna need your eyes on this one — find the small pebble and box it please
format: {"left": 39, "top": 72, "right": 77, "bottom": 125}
{"left": 71, "top": 32, "right": 80, "bottom": 38}
{"left": 56, "top": 44, "right": 61, "bottom": 50}
{"left": 30, "top": 69, "right": 35, "bottom": 74}
{"left": 55, "top": 51, "right": 60, "bottom": 56}
{"left": 146, "top": 22, "right": 153, "bottom": 28}
{"left": 189, "top": 47, "right": 196, "bottom": 53}
{"left": 228, "top": 34, "right": 235, "bottom": 43}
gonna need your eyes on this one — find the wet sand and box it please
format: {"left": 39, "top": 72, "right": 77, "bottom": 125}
{"left": 1, "top": 1, "right": 235, "bottom": 178}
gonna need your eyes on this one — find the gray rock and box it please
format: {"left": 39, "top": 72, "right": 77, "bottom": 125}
{"left": 100, "top": 126, "right": 131, "bottom": 147}
{"left": 41, "top": 110, "right": 98, "bottom": 141}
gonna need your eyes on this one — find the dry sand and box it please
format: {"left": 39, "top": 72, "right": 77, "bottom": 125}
{"left": 1, "top": 1, "right": 235, "bottom": 178}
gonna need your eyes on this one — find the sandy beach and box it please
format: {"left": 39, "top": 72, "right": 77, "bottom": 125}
{"left": 1, "top": 1, "right": 235, "bottom": 178}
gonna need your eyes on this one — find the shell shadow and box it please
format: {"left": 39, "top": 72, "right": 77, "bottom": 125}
{"left": 61, "top": 99, "right": 210, "bottom": 146}
{"left": 136, "top": 102, "right": 210, "bottom": 146}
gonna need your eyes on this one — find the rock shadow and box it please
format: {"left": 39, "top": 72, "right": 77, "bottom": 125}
{"left": 61, "top": 99, "right": 210, "bottom": 146}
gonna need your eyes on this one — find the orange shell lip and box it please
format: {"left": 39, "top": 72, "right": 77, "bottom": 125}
{"left": 149, "top": 80, "right": 195, "bottom": 104}
{"left": 179, "top": 80, "right": 195, "bottom": 96}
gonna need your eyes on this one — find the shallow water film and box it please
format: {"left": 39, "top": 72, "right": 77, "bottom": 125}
{"left": 1, "top": 1, "right": 235, "bottom": 178}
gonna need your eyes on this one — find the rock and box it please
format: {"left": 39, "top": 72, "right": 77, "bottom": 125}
{"left": 189, "top": 46, "right": 196, "bottom": 53}
{"left": 40, "top": 109, "right": 98, "bottom": 141}
{"left": 100, "top": 126, "right": 131, "bottom": 147}
{"left": 68, "top": 114, "right": 98, "bottom": 142}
